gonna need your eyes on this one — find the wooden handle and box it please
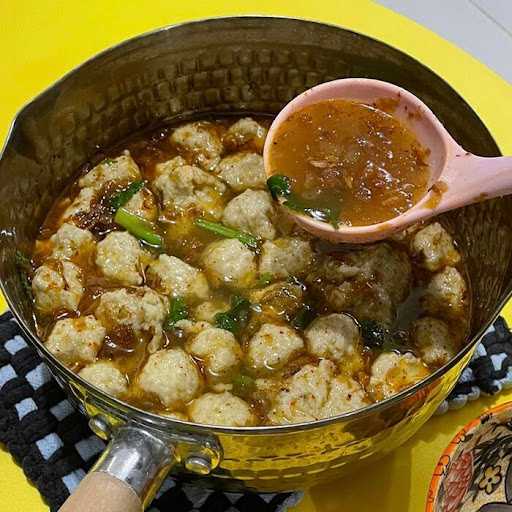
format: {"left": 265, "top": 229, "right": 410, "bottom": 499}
{"left": 59, "top": 471, "right": 142, "bottom": 512}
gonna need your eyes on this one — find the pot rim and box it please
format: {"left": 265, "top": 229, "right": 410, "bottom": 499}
{"left": 1, "top": 15, "right": 508, "bottom": 435}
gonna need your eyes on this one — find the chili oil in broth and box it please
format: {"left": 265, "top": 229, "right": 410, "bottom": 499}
{"left": 28, "top": 114, "right": 470, "bottom": 425}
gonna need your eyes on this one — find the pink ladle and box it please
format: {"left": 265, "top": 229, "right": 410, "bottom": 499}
{"left": 263, "top": 78, "right": 512, "bottom": 243}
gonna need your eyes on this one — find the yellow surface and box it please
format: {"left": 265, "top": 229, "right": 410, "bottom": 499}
{"left": 1, "top": 1, "right": 511, "bottom": 511}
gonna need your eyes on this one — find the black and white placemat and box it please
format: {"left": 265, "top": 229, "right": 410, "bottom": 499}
{"left": 0, "top": 312, "right": 301, "bottom": 512}
{"left": 1, "top": 311, "right": 511, "bottom": 511}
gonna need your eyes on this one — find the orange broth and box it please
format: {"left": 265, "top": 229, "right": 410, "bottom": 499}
{"left": 268, "top": 99, "right": 431, "bottom": 226}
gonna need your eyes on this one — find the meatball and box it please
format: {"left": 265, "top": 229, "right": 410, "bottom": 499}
{"left": 174, "top": 319, "right": 211, "bottom": 336}
{"left": 153, "top": 161, "right": 226, "bottom": 219}
{"left": 354, "top": 243, "right": 412, "bottom": 305}
{"left": 186, "top": 327, "right": 242, "bottom": 382}
{"left": 412, "top": 317, "right": 459, "bottom": 366}
{"left": 123, "top": 188, "right": 158, "bottom": 221}
{"left": 188, "top": 392, "right": 257, "bottom": 426}
{"left": 50, "top": 223, "right": 95, "bottom": 261}
{"left": 390, "top": 223, "right": 421, "bottom": 243}
{"left": 193, "top": 300, "right": 229, "bottom": 323}
{"left": 267, "top": 360, "right": 369, "bottom": 424}
{"left": 32, "top": 261, "right": 83, "bottom": 314}
{"left": 170, "top": 122, "right": 223, "bottom": 171}
{"left": 412, "top": 222, "right": 460, "bottom": 271}
{"left": 222, "top": 189, "right": 276, "bottom": 240}
{"left": 224, "top": 117, "right": 267, "bottom": 150}
{"left": 139, "top": 348, "right": 202, "bottom": 408}
{"left": 45, "top": 316, "right": 105, "bottom": 366}
{"left": 306, "top": 244, "right": 411, "bottom": 326}
{"left": 305, "top": 314, "right": 360, "bottom": 362}
{"left": 79, "top": 153, "right": 141, "bottom": 190}
{"left": 422, "top": 266, "right": 466, "bottom": 318}
{"left": 217, "top": 153, "right": 266, "bottom": 192}
{"left": 247, "top": 323, "right": 304, "bottom": 372}
{"left": 259, "top": 237, "right": 313, "bottom": 279}
{"left": 369, "top": 352, "right": 430, "bottom": 400}
{"left": 307, "top": 259, "right": 392, "bottom": 325}
{"left": 200, "top": 239, "right": 257, "bottom": 289}
{"left": 146, "top": 254, "right": 209, "bottom": 301}
{"left": 95, "top": 287, "right": 168, "bottom": 352}
{"left": 62, "top": 187, "right": 96, "bottom": 222}
{"left": 79, "top": 361, "right": 128, "bottom": 397}
{"left": 152, "top": 155, "right": 188, "bottom": 184}
{"left": 95, "top": 231, "right": 146, "bottom": 286}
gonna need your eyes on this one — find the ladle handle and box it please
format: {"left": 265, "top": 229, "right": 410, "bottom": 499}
{"left": 58, "top": 423, "right": 175, "bottom": 512}
{"left": 436, "top": 154, "right": 512, "bottom": 213}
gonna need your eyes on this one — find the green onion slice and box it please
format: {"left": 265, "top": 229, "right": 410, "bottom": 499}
{"left": 110, "top": 180, "right": 145, "bottom": 211}
{"left": 114, "top": 207, "right": 163, "bottom": 248}
{"left": 195, "top": 218, "right": 259, "bottom": 250}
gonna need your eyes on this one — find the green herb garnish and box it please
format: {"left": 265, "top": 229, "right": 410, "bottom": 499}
{"left": 114, "top": 207, "right": 163, "bottom": 248}
{"left": 15, "top": 250, "right": 33, "bottom": 301}
{"left": 164, "top": 297, "right": 189, "bottom": 330}
{"left": 102, "top": 158, "right": 116, "bottom": 166}
{"left": 110, "top": 180, "right": 145, "bottom": 211}
{"left": 284, "top": 194, "right": 340, "bottom": 228}
{"left": 195, "top": 219, "right": 259, "bottom": 250}
{"left": 359, "top": 319, "right": 409, "bottom": 353}
{"left": 232, "top": 374, "right": 256, "bottom": 398}
{"left": 215, "top": 295, "right": 252, "bottom": 334}
{"left": 267, "top": 174, "right": 292, "bottom": 199}
{"left": 291, "top": 304, "right": 317, "bottom": 330}
{"left": 257, "top": 272, "right": 273, "bottom": 287}
{"left": 359, "top": 319, "right": 389, "bottom": 348}
{"left": 15, "top": 250, "right": 31, "bottom": 270}
{"left": 266, "top": 174, "right": 340, "bottom": 228}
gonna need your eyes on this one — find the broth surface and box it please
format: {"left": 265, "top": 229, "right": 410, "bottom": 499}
{"left": 28, "top": 115, "right": 469, "bottom": 427}
{"left": 268, "top": 99, "right": 431, "bottom": 226}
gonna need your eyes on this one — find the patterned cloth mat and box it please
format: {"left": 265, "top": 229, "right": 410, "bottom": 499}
{"left": 1, "top": 312, "right": 511, "bottom": 511}
{"left": 437, "top": 317, "right": 512, "bottom": 414}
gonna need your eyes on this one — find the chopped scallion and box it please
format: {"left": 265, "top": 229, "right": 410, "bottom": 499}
{"left": 232, "top": 374, "right": 256, "bottom": 398}
{"left": 266, "top": 174, "right": 340, "bottom": 228}
{"left": 195, "top": 218, "right": 259, "bottom": 250}
{"left": 291, "top": 304, "right": 317, "bottom": 330}
{"left": 257, "top": 272, "right": 273, "bottom": 287}
{"left": 164, "top": 297, "right": 189, "bottom": 330}
{"left": 359, "top": 319, "right": 410, "bottom": 353}
{"left": 215, "top": 295, "right": 252, "bottom": 334}
{"left": 267, "top": 174, "right": 291, "bottom": 199}
{"left": 114, "top": 207, "right": 163, "bottom": 248}
{"left": 110, "top": 180, "right": 145, "bottom": 211}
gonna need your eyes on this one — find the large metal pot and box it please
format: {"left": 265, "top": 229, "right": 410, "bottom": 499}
{"left": 1, "top": 16, "right": 511, "bottom": 511}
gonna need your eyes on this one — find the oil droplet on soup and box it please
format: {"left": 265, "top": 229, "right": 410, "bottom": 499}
{"left": 268, "top": 99, "right": 431, "bottom": 226}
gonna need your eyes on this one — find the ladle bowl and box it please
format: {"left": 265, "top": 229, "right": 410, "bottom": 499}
{"left": 263, "top": 78, "right": 512, "bottom": 243}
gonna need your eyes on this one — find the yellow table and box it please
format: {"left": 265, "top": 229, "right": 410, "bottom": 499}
{"left": 1, "top": 1, "right": 511, "bottom": 510}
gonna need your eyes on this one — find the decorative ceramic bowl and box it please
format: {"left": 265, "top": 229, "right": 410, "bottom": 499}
{"left": 427, "top": 402, "right": 512, "bottom": 512}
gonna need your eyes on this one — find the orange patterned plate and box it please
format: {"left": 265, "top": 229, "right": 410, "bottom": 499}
{"left": 427, "top": 401, "right": 512, "bottom": 512}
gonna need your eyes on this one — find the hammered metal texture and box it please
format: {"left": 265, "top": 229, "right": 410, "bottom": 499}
{"left": 0, "top": 17, "right": 511, "bottom": 491}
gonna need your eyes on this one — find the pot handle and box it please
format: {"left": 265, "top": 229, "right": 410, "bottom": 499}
{"left": 59, "top": 423, "right": 176, "bottom": 512}
{"left": 59, "top": 472, "right": 142, "bottom": 512}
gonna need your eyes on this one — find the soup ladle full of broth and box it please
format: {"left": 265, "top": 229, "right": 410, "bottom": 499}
{"left": 263, "top": 78, "right": 512, "bottom": 243}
